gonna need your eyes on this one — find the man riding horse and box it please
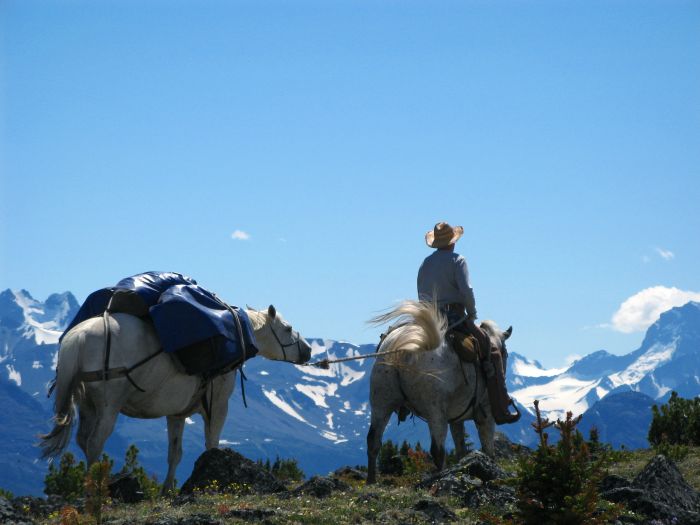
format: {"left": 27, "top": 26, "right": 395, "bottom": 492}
{"left": 418, "top": 222, "right": 520, "bottom": 424}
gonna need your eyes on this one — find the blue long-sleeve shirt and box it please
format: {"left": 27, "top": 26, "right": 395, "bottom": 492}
{"left": 417, "top": 250, "right": 477, "bottom": 318}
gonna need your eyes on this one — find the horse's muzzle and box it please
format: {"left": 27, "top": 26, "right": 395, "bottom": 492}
{"left": 298, "top": 343, "right": 312, "bottom": 364}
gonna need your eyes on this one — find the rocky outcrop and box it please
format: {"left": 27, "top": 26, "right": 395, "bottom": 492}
{"left": 412, "top": 498, "right": 458, "bottom": 523}
{"left": 333, "top": 466, "right": 367, "bottom": 481}
{"left": 180, "top": 448, "right": 286, "bottom": 495}
{"left": 284, "top": 476, "right": 351, "bottom": 499}
{"left": 493, "top": 432, "right": 530, "bottom": 460}
{"left": 109, "top": 473, "right": 144, "bottom": 503}
{"left": 7, "top": 495, "right": 70, "bottom": 521}
{"left": 221, "top": 508, "right": 276, "bottom": 523}
{"left": 601, "top": 455, "right": 700, "bottom": 525}
{"left": 418, "top": 451, "right": 516, "bottom": 509}
{"left": 145, "top": 514, "right": 222, "bottom": 525}
{"left": 0, "top": 496, "right": 35, "bottom": 525}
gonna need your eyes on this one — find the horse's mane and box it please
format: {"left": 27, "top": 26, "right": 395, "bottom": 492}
{"left": 369, "top": 300, "right": 447, "bottom": 361}
{"left": 480, "top": 320, "right": 501, "bottom": 337}
{"left": 245, "top": 308, "right": 267, "bottom": 331}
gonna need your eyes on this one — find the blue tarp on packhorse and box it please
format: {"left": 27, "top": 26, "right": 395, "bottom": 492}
{"left": 61, "top": 272, "right": 258, "bottom": 376}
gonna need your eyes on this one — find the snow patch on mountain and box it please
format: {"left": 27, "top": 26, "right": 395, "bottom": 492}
{"left": 11, "top": 291, "right": 64, "bottom": 345}
{"left": 511, "top": 374, "right": 601, "bottom": 420}
{"left": 510, "top": 354, "right": 567, "bottom": 378}
{"left": 6, "top": 364, "right": 21, "bottom": 386}
{"left": 295, "top": 382, "right": 338, "bottom": 408}
{"left": 608, "top": 340, "right": 677, "bottom": 388}
{"left": 263, "top": 388, "right": 314, "bottom": 426}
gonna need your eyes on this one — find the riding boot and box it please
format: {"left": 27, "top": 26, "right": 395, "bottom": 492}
{"left": 464, "top": 321, "right": 521, "bottom": 425}
{"left": 486, "top": 346, "right": 521, "bottom": 424}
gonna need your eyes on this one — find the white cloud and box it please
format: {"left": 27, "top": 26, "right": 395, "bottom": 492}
{"left": 655, "top": 247, "right": 674, "bottom": 260}
{"left": 610, "top": 286, "right": 700, "bottom": 333}
{"left": 231, "top": 230, "right": 250, "bottom": 241}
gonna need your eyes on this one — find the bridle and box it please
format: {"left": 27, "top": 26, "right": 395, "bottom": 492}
{"left": 267, "top": 322, "right": 306, "bottom": 364}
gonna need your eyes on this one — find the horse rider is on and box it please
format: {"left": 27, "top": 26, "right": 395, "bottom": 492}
{"left": 418, "top": 221, "right": 520, "bottom": 424}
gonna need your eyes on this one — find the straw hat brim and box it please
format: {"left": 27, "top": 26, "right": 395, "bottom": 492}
{"left": 425, "top": 225, "right": 464, "bottom": 248}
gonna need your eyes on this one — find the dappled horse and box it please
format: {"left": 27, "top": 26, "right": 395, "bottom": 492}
{"left": 366, "top": 300, "right": 512, "bottom": 483}
{"left": 40, "top": 305, "right": 311, "bottom": 492}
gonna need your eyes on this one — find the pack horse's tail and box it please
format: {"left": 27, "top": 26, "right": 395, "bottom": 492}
{"left": 39, "top": 330, "right": 84, "bottom": 459}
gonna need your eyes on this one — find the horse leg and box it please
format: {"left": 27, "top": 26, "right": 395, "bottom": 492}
{"left": 76, "top": 404, "right": 97, "bottom": 458}
{"left": 475, "top": 413, "right": 496, "bottom": 458}
{"left": 84, "top": 407, "right": 119, "bottom": 465}
{"left": 366, "top": 407, "right": 393, "bottom": 485}
{"left": 427, "top": 416, "right": 449, "bottom": 471}
{"left": 163, "top": 416, "right": 185, "bottom": 494}
{"left": 202, "top": 375, "right": 234, "bottom": 450}
{"left": 449, "top": 420, "right": 468, "bottom": 461}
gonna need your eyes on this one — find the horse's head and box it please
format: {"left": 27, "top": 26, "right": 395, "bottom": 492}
{"left": 247, "top": 305, "right": 312, "bottom": 364}
{"left": 480, "top": 320, "right": 513, "bottom": 366}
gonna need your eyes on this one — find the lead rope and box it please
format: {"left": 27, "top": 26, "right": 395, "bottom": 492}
{"left": 301, "top": 316, "right": 467, "bottom": 370}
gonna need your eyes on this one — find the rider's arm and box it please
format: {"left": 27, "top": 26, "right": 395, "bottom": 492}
{"left": 455, "top": 256, "right": 477, "bottom": 319}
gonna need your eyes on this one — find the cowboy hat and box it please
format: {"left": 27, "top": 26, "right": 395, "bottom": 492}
{"left": 425, "top": 222, "right": 464, "bottom": 248}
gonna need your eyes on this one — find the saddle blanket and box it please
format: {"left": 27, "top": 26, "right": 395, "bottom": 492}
{"left": 62, "top": 272, "right": 259, "bottom": 376}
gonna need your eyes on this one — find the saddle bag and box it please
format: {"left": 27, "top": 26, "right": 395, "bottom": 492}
{"left": 447, "top": 331, "right": 479, "bottom": 363}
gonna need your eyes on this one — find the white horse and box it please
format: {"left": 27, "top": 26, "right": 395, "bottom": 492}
{"left": 40, "top": 305, "right": 312, "bottom": 492}
{"left": 366, "top": 300, "right": 511, "bottom": 484}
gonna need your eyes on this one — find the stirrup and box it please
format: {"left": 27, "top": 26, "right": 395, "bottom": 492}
{"left": 494, "top": 399, "right": 521, "bottom": 425}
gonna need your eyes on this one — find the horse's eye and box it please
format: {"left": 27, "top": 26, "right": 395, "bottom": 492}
{"left": 286, "top": 327, "right": 293, "bottom": 333}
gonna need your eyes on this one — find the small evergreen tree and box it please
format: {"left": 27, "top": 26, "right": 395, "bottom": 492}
{"left": 120, "top": 444, "right": 161, "bottom": 499}
{"left": 44, "top": 452, "right": 86, "bottom": 500}
{"left": 513, "top": 400, "right": 618, "bottom": 525}
{"left": 270, "top": 455, "right": 305, "bottom": 481}
{"left": 85, "top": 458, "right": 111, "bottom": 525}
{"left": 648, "top": 391, "right": 700, "bottom": 447}
{"left": 378, "top": 440, "right": 403, "bottom": 475}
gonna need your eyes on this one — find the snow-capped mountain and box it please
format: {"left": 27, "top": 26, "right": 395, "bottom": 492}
{"left": 506, "top": 301, "right": 700, "bottom": 423}
{"left": 0, "top": 289, "right": 79, "bottom": 400}
{"left": 1, "top": 289, "right": 699, "bottom": 496}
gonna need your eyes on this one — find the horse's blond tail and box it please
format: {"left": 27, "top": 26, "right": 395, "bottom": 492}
{"left": 369, "top": 300, "right": 447, "bottom": 359}
{"left": 39, "top": 330, "right": 83, "bottom": 459}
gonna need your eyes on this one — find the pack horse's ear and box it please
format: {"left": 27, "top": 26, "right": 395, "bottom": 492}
{"left": 504, "top": 326, "right": 513, "bottom": 340}
{"left": 268, "top": 304, "right": 277, "bottom": 319}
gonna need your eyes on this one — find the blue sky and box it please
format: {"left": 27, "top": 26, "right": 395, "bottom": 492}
{"left": 1, "top": 0, "right": 699, "bottom": 367}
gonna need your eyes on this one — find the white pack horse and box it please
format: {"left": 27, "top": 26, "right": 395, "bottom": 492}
{"left": 366, "top": 300, "right": 511, "bottom": 484}
{"left": 40, "top": 305, "right": 311, "bottom": 492}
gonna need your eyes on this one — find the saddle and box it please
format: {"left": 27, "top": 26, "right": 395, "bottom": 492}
{"left": 446, "top": 331, "right": 479, "bottom": 363}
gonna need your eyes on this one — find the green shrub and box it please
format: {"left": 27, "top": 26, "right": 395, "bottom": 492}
{"left": 378, "top": 440, "right": 403, "bottom": 476}
{"left": 271, "top": 456, "right": 305, "bottom": 482}
{"left": 655, "top": 441, "right": 689, "bottom": 462}
{"left": 120, "top": 444, "right": 161, "bottom": 499}
{"left": 44, "top": 452, "right": 86, "bottom": 500}
{"left": 512, "top": 400, "right": 619, "bottom": 525}
{"left": 0, "top": 487, "right": 13, "bottom": 500}
{"left": 257, "top": 455, "right": 305, "bottom": 482}
{"left": 648, "top": 391, "right": 700, "bottom": 447}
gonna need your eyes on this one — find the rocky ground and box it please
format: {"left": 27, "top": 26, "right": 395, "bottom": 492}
{"left": 4, "top": 437, "right": 700, "bottom": 524}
